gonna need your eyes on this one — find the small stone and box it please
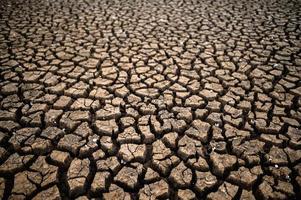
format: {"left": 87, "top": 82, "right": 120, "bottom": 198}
{"left": 286, "top": 175, "right": 291, "bottom": 182}
{"left": 266, "top": 146, "right": 288, "bottom": 165}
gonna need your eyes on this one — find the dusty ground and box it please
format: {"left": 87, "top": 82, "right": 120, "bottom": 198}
{"left": 0, "top": 0, "right": 301, "bottom": 199}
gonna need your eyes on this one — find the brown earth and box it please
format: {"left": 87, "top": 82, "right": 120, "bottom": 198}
{"left": 0, "top": 0, "right": 301, "bottom": 199}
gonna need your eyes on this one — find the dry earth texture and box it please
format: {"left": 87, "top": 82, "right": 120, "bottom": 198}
{"left": 0, "top": 0, "right": 301, "bottom": 199}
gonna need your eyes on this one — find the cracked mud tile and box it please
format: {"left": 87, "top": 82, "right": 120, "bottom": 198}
{"left": 0, "top": 0, "right": 300, "bottom": 198}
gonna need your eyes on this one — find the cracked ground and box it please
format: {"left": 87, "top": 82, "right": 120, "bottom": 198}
{"left": 0, "top": 0, "right": 301, "bottom": 199}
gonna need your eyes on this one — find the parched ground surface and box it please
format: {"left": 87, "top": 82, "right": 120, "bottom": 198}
{"left": 0, "top": 0, "right": 301, "bottom": 199}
